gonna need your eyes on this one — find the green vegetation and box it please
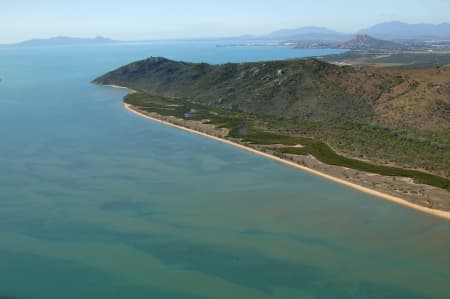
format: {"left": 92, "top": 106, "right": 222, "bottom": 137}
{"left": 275, "top": 144, "right": 450, "bottom": 191}
{"left": 124, "top": 91, "right": 450, "bottom": 191}
{"left": 94, "top": 56, "right": 449, "bottom": 184}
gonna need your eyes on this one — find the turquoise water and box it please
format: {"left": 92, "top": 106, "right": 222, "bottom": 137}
{"left": 0, "top": 42, "right": 449, "bottom": 299}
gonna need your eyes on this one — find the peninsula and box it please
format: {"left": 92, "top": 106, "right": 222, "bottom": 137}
{"left": 93, "top": 57, "right": 450, "bottom": 219}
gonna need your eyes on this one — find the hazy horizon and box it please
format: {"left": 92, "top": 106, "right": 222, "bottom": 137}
{"left": 2, "top": 0, "right": 450, "bottom": 43}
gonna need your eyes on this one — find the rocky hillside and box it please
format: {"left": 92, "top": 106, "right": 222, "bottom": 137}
{"left": 94, "top": 57, "right": 450, "bottom": 133}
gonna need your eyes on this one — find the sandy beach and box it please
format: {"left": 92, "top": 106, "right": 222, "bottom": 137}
{"left": 102, "top": 84, "right": 130, "bottom": 90}
{"left": 99, "top": 78, "right": 450, "bottom": 221}
{"left": 120, "top": 101, "right": 450, "bottom": 221}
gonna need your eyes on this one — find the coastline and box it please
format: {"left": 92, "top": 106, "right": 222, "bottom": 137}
{"left": 100, "top": 83, "right": 450, "bottom": 221}
{"left": 121, "top": 102, "right": 450, "bottom": 221}
{"left": 101, "top": 84, "right": 130, "bottom": 90}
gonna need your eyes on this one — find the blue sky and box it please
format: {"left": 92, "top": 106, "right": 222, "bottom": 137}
{"left": 2, "top": 0, "right": 450, "bottom": 42}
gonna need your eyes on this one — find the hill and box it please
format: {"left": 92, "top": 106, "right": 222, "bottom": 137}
{"left": 93, "top": 57, "right": 450, "bottom": 178}
{"left": 264, "top": 26, "right": 350, "bottom": 41}
{"left": 360, "top": 22, "right": 450, "bottom": 40}
{"left": 94, "top": 57, "right": 449, "bottom": 131}
{"left": 340, "top": 35, "right": 405, "bottom": 50}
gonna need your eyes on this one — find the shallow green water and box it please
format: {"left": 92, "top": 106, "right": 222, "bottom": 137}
{"left": 0, "top": 42, "right": 449, "bottom": 299}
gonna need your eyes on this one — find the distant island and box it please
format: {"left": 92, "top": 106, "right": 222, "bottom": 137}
{"left": 3, "top": 36, "right": 118, "bottom": 47}
{"left": 93, "top": 56, "right": 450, "bottom": 219}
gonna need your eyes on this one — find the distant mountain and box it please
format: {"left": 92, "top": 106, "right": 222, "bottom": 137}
{"left": 10, "top": 36, "right": 117, "bottom": 47}
{"left": 360, "top": 22, "right": 450, "bottom": 40}
{"left": 266, "top": 26, "right": 337, "bottom": 38}
{"left": 263, "top": 26, "right": 350, "bottom": 42}
{"left": 340, "top": 35, "right": 405, "bottom": 50}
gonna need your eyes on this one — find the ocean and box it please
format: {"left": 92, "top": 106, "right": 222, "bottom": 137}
{"left": 0, "top": 41, "right": 448, "bottom": 299}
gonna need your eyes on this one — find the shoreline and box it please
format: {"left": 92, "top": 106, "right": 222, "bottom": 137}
{"left": 100, "top": 83, "right": 450, "bottom": 221}
{"left": 122, "top": 102, "right": 450, "bottom": 221}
